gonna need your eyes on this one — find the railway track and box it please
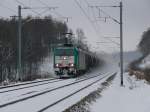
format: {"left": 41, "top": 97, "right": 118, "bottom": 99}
{"left": 0, "top": 73, "right": 102, "bottom": 94}
{"left": 38, "top": 73, "right": 116, "bottom": 112}
{"left": 0, "top": 78, "right": 59, "bottom": 89}
{"left": 0, "top": 72, "right": 116, "bottom": 112}
{"left": 0, "top": 78, "right": 63, "bottom": 94}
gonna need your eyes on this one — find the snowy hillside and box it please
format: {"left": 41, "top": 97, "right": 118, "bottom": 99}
{"left": 112, "top": 50, "right": 142, "bottom": 70}
{"left": 113, "top": 50, "right": 142, "bottom": 63}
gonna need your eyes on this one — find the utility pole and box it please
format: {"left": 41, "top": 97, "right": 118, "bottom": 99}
{"left": 90, "top": 1, "right": 124, "bottom": 86}
{"left": 17, "top": 5, "right": 22, "bottom": 81}
{"left": 120, "top": 2, "right": 123, "bottom": 86}
{"left": 15, "top": 5, "right": 59, "bottom": 81}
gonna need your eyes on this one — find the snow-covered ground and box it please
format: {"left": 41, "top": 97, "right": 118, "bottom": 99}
{"left": 39, "top": 54, "right": 55, "bottom": 77}
{"left": 0, "top": 72, "right": 113, "bottom": 112}
{"left": 0, "top": 51, "right": 147, "bottom": 112}
{"left": 0, "top": 53, "right": 118, "bottom": 112}
{"left": 0, "top": 79, "right": 73, "bottom": 105}
{"left": 138, "top": 54, "right": 150, "bottom": 69}
{"left": 139, "top": 61, "right": 150, "bottom": 69}
{"left": 90, "top": 72, "right": 150, "bottom": 112}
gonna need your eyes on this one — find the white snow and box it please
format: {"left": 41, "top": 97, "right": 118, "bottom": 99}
{"left": 139, "top": 61, "right": 150, "bottom": 69}
{"left": 138, "top": 54, "right": 150, "bottom": 69}
{"left": 39, "top": 54, "right": 55, "bottom": 77}
{"left": 0, "top": 79, "right": 73, "bottom": 105}
{"left": 0, "top": 72, "right": 113, "bottom": 112}
{"left": 90, "top": 72, "right": 150, "bottom": 112}
{"left": 0, "top": 53, "right": 121, "bottom": 112}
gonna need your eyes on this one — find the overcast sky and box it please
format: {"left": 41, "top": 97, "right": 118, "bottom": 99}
{"left": 0, "top": 0, "right": 150, "bottom": 53}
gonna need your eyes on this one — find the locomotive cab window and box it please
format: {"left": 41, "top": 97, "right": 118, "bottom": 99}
{"left": 55, "top": 48, "right": 74, "bottom": 56}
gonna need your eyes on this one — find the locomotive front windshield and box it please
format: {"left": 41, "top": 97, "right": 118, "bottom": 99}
{"left": 55, "top": 48, "right": 74, "bottom": 56}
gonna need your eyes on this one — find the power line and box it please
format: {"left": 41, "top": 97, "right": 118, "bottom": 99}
{"left": 94, "top": 6, "right": 120, "bottom": 24}
{"left": 84, "top": 0, "right": 120, "bottom": 46}
{"left": 38, "top": 0, "right": 49, "bottom": 7}
{"left": 74, "top": 0, "right": 101, "bottom": 38}
{"left": 83, "top": 0, "right": 103, "bottom": 36}
{"left": 37, "top": 0, "right": 59, "bottom": 17}
{"left": 37, "top": 0, "right": 71, "bottom": 23}
{"left": 0, "top": 2, "right": 17, "bottom": 14}
{"left": 74, "top": 0, "right": 92, "bottom": 24}
{"left": 86, "top": 1, "right": 101, "bottom": 29}
{"left": 53, "top": 11, "right": 64, "bottom": 18}
{"left": 15, "top": 0, "right": 58, "bottom": 17}
{"left": 84, "top": 0, "right": 97, "bottom": 22}
{"left": 37, "top": 0, "right": 58, "bottom": 10}
{"left": 15, "top": 0, "right": 42, "bottom": 15}
{"left": 84, "top": 0, "right": 90, "bottom": 6}
{"left": 37, "top": 0, "right": 60, "bottom": 17}
{"left": 75, "top": 0, "right": 119, "bottom": 50}
{"left": 90, "top": 2, "right": 124, "bottom": 86}
{"left": 37, "top": 0, "right": 61, "bottom": 19}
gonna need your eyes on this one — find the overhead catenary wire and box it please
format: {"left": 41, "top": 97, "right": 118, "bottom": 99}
{"left": 38, "top": 0, "right": 72, "bottom": 23}
{"left": 13, "top": 0, "right": 56, "bottom": 71}
{"left": 84, "top": 0, "right": 98, "bottom": 23}
{"left": 14, "top": 0, "right": 60, "bottom": 22}
{"left": 37, "top": 0, "right": 59, "bottom": 17}
{"left": 74, "top": 0, "right": 102, "bottom": 38}
{"left": 37, "top": 0, "right": 58, "bottom": 10}
{"left": 85, "top": 1, "right": 101, "bottom": 29}
{"left": 96, "top": 7, "right": 120, "bottom": 24}
{"left": 37, "top": 0, "right": 67, "bottom": 21}
{"left": 83, "top": 0, "right": 106, "bottom": 40}
{"left": 15, "top": 0, "right": 42, "bottom": 16}
{"left": 0, "top": 2, "right": 17, "bottom": 14}
{"left": 37, "top": 0, "right": 116, "bottom": 48}
{"left": 83, "top": 0, "right": 119, "bottom": 46}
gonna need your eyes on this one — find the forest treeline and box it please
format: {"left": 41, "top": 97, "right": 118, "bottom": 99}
{"left": 0, "top": 16, "right": 69, "bottom": 83}
{"left": 130, "top": 27, "right": 150, "bottom": 69}
{"left": 129, "top": 28, "right": 150, "bottom": 82}
{"left": 138, "top": 28, "right": 150, "bottom": 56}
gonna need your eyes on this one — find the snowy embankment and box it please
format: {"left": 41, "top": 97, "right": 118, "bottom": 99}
{"left": 39, "top": 54, "right": 55, "bottom": 77}
{"left": 0, "top": 53, "right": 118, "bottom": 112}
{"left": 90, "top": 72, "right": 150, "bottom": 112}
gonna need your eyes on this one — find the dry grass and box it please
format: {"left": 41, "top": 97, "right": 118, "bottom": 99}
{"left": 129, "top": 68, "right": 150, "bottom": 82}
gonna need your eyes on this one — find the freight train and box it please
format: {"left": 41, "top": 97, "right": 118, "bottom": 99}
{"left": 53, "top": 44, "right": 99, "bottom": 78}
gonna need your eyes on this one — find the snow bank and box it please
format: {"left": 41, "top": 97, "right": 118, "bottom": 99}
{"left": 139, "top": 61, "right": 150, "bottom": 69}
{"left": 38, "top": 55, "right": 56, "bottom": 77}
{"left": 90, "top": 72, "right": 150, "bottom": 112}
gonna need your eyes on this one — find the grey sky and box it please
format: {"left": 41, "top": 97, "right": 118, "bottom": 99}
{"left": 0, "top": 0, "right": 150, "bottom": 53}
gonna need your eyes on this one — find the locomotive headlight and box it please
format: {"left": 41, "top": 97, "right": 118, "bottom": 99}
{"left": 70, "top": 63, "right": 74, "bottom": 67}
{"left": 63, "top": 57, "right": 66, "bottom": 60}
{"left": 56, "top": 64, "right": 59, "bottom": 67}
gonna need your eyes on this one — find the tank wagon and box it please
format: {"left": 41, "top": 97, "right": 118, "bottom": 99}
{"left": 53, "top": 44, "right": 99, "bottom": 78}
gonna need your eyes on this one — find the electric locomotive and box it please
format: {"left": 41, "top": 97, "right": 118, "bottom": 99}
{"left": 53, "top": 44, "right": 99, "bottom": 78}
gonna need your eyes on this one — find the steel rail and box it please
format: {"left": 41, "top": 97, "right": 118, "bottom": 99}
{"left": 0, "top": 79, "right": 63, "bottom": 94}
{"left": 0, "top": 73, "right": 104, "bottom": 108}
{"left": 38, "top": 72, "right": 117, "bottom": 112}
{"left": 0, "top": 78, "right": 59, "bottom": 89}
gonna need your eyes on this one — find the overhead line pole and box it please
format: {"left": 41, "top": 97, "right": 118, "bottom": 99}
{"left": 16, "top": 5, "right": 58, "bottom": 81}
{"left": 17, "top": 5, "right": 22, "bottom": 81}
{"left": 90, "top": 1, "right": 124, "bottom": 86}
{"left": 120, "top": 2, "right": 123, "bottom": 86}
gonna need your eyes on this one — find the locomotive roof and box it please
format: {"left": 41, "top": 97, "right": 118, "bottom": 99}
{"left": 54, "top": 44, "right": 97, "bottom": 57}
